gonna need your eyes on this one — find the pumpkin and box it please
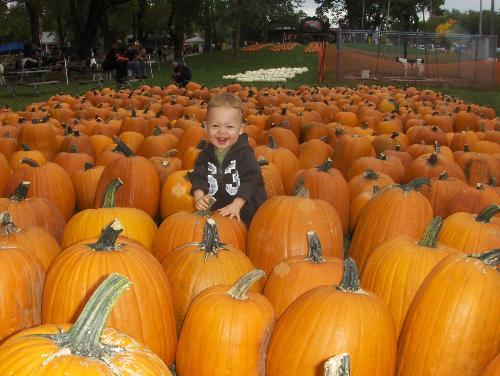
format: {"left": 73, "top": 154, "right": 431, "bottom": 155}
{"left": 446, "top": 183, "right": 500, "bottom": 216}
{"left": 59, "top": 129, "right": 97, "bottom": 159}
{"left": 160, "top": 169, "right": 196, "bottom": 218}
{"left": 347, "top": 168, "right": 394, "bottom": 199}
{"left": 137, "top": 126, "right": 178, "bottom": 159}
{"left": 52, "top": 144, "right": 95, "bottom": 176}
{"left": 346, "top": 152, "right": 405, "bottom": 183}
{"left": 43, "top": 220, "right": 177, "bottom": 365}
{"left": 266, "top": 258, "right": 397, "bottom": 376}
{"left": 0, "top": 240, "right": 45, "bottom": 341}
{"left": 263, "top": 231, "right": 343, "bottom": 319}
{"left": 254, "top": 135, "right": 300, "bottom": 183}
{"left": 422, "top": 171, "right": 469, "bottom": 218}
{"left": 71, "top": 162, "right": 105, "bottom": 210}
{"left": 0, "top": 211, "right": 60, "bottom": 272}
{"left": 8, "top": 144, "right": 46, "bottom": 170}
{"left": 258, "top": 157, "right": 285, "bottom": 197}
{"left": 332, "top": 134, "right": 375, "bottom": 177}
{"left": 0, "top": 153, "right": 11, "bottom": 197}
{"left": 17, "top": 118, "right": 58, "bottom": 160}
{"left": 154, "top": 209, "right": 247, "bottom": 262}
{"left": 349, "top": 185, "right": 380, "bottom": 232}
{"left": 0, "top": 274, "right": 172, "bottom": 374}
{"left": 176, "top": 270, "right": 274, "bottom": 375}
{"left": 161, "top": 219, "right": 257, "bottom": 332}
{"left": 480, "top": 354, "right": 500, "bottom": 376}
{"left": 298, "top": 138, "right": 333, "bottom": 169}
{"left": 259, "top": 126, "right": 300, "bottom": 156}
{"left": 349, "top": 178, "right": 433, "bottom": 271}
{"left": 360, "top": 217, "right": 457, "bottom": 335}
{"left": 438, "top": 204, "right": 500, "bottom": 253}
{"left": 397, "top": 250, "right": 500, "bottom": 376}
{"left": 181, "top": 138, "right": 207, "bottom": 169}
{"left": 94, "top": 137, "right": 160, "bottom": 218}
{"left": 248, "top": 181, "right": 343, "bottom": 276}
{"left": 62, "top": 178, "right": 157, "bottom": 251}
{"left": 6, "top": 158, "right": 76, "bottom": 221}
{"left": 404, "top": 152, "right": 466, "bottom": 183}
{"left": 456, "top": 152, "right": 500, "bottom": 186}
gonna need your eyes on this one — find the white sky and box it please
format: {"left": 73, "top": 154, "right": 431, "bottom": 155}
{"left": 300, "top": 0, "right": 498, "bottom": 16}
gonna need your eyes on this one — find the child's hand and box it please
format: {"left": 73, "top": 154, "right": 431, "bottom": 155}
{"left": 218, "top": 198, "right": 246, "bottom": 221}
{"left": 195, "top": 195, "right": 211, "bottom": 211}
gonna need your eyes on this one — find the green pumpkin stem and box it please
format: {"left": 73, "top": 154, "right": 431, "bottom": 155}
{"left": 363, "top": 169, "right": 379, "bottom": 180}
{"left": 257, "top": 156, "right": 269, "bottom": 166}
{"left": 196, "top": 196, "right": 217, "bottom": 217}
{"left": 84, "top": 162, "right": 93, "bottom": 170}
{"left": 21, "top": 143, "right": 31, "bottom": 151}
{"left": 336, "top": 258, "right": 361, "bottom": 292}
{"left": 471, "top": 249, "right": 500, "bottom": 267}
{"left": 9, "top": 181, "right": 30, "bottom": 202}
{"left": 463, "top": 144, "right": 470, "bottom": 152}
{"left": 70, "top": 144, "right": 79, "bottom": 153}
{"left": 102, "top": 178, "right": 123, "bottom": 208}
{"left": 306, "top": 231, "right": 323, "bottom": 263}
{"left": 226, "top": 269, "right": 265, "bottom": 300}
{"left": 267, "top": 134, "right": 278, "bottom": 149}
{"left": 152, "top": 126, "right": 162, "bottom": 136}
{"left": 438, "top": 171, "right": 449, "bottom": 180}
{"left": 316, "top": 158, "right": 333, "bottom": 172}
{"left": 197, "top": 218, "right": 226, "bottom": 259}
{"left": 293, "top": 176, "right": 310, "bottom": 198}
{"left": 0, "top": 211, "right": 18, "bottom": 234}
{"left": 113, "top": 137, "right": 135, "bottom": 157}
{"left": 475, "top": 204, "right": 500, "bottom": 224}
{"left": 88, "top": 219, "right": 123, "bottom": 250}
{"left": 400, "top": 177, "right": 431, "bottom": 193}
{"left": 50, "top": 274, "right": 131, "bottom": 358}
{"left": 324, "top": 353, "right": 351, "bottom": 376}
{"left": 418, "top": 217, "right": 443, "bottom": 248}
{"left": 20, "top": 158, "right": 40, "bottom": 168}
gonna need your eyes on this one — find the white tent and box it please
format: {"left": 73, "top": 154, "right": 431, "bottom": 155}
{"left": 185, "top": 35, "right": 204, "bottom": 52}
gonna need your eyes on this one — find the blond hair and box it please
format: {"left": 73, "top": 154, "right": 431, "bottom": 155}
{"left": 207, "top": 93, "right": 243, "bottom": 120}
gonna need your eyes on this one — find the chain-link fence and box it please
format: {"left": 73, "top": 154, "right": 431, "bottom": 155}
{"left": 323, "top": 30, "right": 498, "bottom": 87}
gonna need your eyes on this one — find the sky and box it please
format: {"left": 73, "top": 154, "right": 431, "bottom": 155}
{"left": 300, "top": 0, "right": 497, "bottom": 17}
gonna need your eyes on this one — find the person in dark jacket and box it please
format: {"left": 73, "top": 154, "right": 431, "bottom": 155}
{"left": 171, "top": 59, "right": 192, "bottom": 87}
{"left": 189, "top": 93, "right": 267, "bottom": 227}
{"left": 102, "top": 39, "right": 128, "bottom": 83}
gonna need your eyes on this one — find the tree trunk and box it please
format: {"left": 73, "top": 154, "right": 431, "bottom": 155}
{"left": 137, "top": 0, "right": 146, "bottom": 42}
{"left": 234, "top": 0, "right": 241, "bottom": 59}
{"left": 168, "top": 0, "right": 186, "bottom": 60}
{"left": 56, "top": 15, "right": 66, "bottom": 46}
{"left": 101, "top": 9, "right": 111, "bottom": 53}
{"left": 25, "top": 0, "right": 41, "bottom": 45}
{"left": 203, "top": 0, "right": 213, "bottom": 53}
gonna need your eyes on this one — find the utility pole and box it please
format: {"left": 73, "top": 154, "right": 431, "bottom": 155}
{"left": 490, "top": 0, "right": 495, "bottom": 36}
{"left": 479, "top": 0, "right": 483, "bottom": 35}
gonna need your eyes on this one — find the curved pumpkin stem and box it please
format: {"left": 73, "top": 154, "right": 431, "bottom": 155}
{"left": 316, "top": 158, "right": 333, "bottom": 172}
{"left": 0, "top": 211, "right": 18, "bottom": 235}
{"left": 20, "top": 158, "right": 40, "bottom": 168}
{"left": 40, "top": 273, "right": 131, "bottom": 360}
{"left": 293, "top": 176, "right": 310, "bottom": 198}
{"left": 226, "top": 269, "right": 265, "bottom": 300}
{"left": 469, "top": 249, "right": 500, "bottom": 268}
{"left": 336, "top": 258, "right": 361, "bottom": 293}
{"left": 113, "top": 137, "right": 135, "bottom": 157}
{"left": 475, "top": 204, "right": 500, "bottom": 224}
{"left": 324, "top": 353, "right": 351, "bottom": 376}
{"left": 9, "top": 181, "right": 30, "bottom": 202}
{"left": 88, "top": 219, "right": 123, "bottom": 250}
{"left": 102, "top": 178, "right": 123, "bottom": 208}
{"left": 306, "top": 231, "right": 323, "bottom": 264}
{"left": 417, "top": 217, "right": 443, "bottom": 248}
{"left": 400, "top": 177, "right": 431, "bottom": 193}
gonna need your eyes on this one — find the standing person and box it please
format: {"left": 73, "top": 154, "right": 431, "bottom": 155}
{"left": 102, "top": 39, "right": 128, "bottom": 83}
{"left": 189, "top": 93, "right": 267, "bottom": 227}
{"left": 170, "top": 59, "right": 192, "bottom": 87}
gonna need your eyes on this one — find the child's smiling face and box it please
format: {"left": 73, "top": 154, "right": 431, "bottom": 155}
{"left": 206, "top": 106, "right": 243, "bottom": 151}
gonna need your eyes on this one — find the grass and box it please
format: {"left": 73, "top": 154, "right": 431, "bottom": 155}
{"left": 1, "top": 45, "right": 498, "bottom": 113}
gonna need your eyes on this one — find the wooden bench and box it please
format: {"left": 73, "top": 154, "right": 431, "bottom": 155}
{"left": 26, "top": 80, "right": 61, "bottom": 94}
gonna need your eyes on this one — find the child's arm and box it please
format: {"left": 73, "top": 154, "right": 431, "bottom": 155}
{"left": 194, "top": 189, "right": 211, "bottom": 211}
{"left": 218, "top": 197, "right": 246, "bottom": 221}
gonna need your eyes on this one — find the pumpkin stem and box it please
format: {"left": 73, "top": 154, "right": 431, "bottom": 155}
{"left": 280, "top": 107, "right": 287, "bottom": 115}
{"left": 88, "top": 219, "right": 123, "bottom": 250}
{"left": 438, "top": 171, "right": 449, "bottom": 180}
{"left": 84, "top": 162, "right": 93, "bottom": 170}
{"left": 335, "top": 127, "right": 345, "bottom": 137}
{"left": 163, "top": 149, "right": 178, "bottom": 157}
{"left": 267, "top": 134, "right": 278, "bottom": 149}
{"left": 463, "top": 144, "right": 470, "bottom": 152}
{"left": 21, "top": 143, "right": 31, "bottom": 151}
{"left": 102, "top": 178, "right": 123, "bottom": 208}
{"left": 293, "top": 176, "right": 310, "bottom": 198}
{"left": 306, "top": 231, "right": 323, "bottom": 263}
{"left": 489, "top": 176, "right": 496, "bottom": 187}
{"left": 475, "top": 204, "right": 500, "bottom": 224}
{"left": 197, "top": 196, "right": 217, "bottom": 217}
{"left": 324, "top": 353, "right": 351, "bottom": 376}
{"left": 198, "top": 218, "right": 226, "bottom": 260}
{"left": 196, "top": 139, "right": 207, "bottom": 149}
{"left": 316, "top": 158, "right": 333, "bottom": 172}
{"left": 0, "top": 211, "right": 18, "bottom": 234}
{"left": 363, "top": 169, "right": 379, "bottom": 180}
{"left": 427, "top": 152, "right": 439, "bottom": 166}
{"left": 257, "top": 156, "right": 269, "bottom": 166}
{"left": 395, "top": 144, "right": 401, "bottom": 151}
{"left": 417, "top": 217, "right": 443, "bottom": 248}
{"left": 49, "top": 274, "right": 132, "bottom": 359}
{"left": 152, "top": 126, "right": 162, "bottom": 136}
{"left": 400, "top": 177, "right": 431, "bottom": 193}
{"left": 226, "top": 269, "right": 265, "bottom": 300}
{"left": 113, "top": 137, "right": 135, "bottom": 157}
{"left": 20, "top": 158, "right": 40, "bottom": 168}
{"left": 70, "top": 144, "right": 79, "bottom": 153}
{"left": 9, "top": 181, "right": 30, "bottom": 202}
{"left": 377, "top": 153, "right": 387, "bottom": 160}
{"left": 336, "top": 258, "right": 361, "bottom": 292}
{"left": 475, "top": 183, "right": 485, "bottom": 191}
{"left": 470, "top": 249, "right": 500, "bottom": 268}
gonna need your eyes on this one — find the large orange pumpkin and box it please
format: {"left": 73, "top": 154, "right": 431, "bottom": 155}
{"left": 0, "top": 274, "right": 172, "bottom": 374}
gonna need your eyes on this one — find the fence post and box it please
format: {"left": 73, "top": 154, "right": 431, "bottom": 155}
{"left": 336, "top": 29, "right": 342, "bottom": 80}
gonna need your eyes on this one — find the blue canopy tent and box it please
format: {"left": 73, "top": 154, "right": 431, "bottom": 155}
{"left": 0, "top": 41, "right": 25, "bottom": 55}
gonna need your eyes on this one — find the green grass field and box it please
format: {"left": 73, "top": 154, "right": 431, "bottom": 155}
{"left": 1, "top": 45, "right": 498, "bottom": 113}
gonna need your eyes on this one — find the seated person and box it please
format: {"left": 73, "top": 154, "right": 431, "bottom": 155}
{"left": 102, "top": 40, "right": 128, "bottom": 83}
{"left": 171, "top": 60, "right": 192, "bottom": 87}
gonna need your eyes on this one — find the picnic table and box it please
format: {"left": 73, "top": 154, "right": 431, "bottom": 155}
{"left": 2, "top": 68, "right": 59, "bottom": 96}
